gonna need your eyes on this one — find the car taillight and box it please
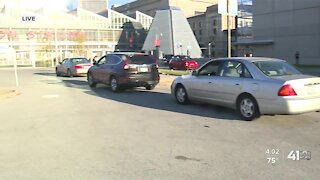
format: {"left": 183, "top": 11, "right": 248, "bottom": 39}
{"left": 124, "top": 77, "right": 130, "bottom": 81}
{"left": 278, "top": 84, "right": 297, "bottom": 96}
{"left": 123, "top": 64, "right": 129, "bottom": 70}
{"left": 74, "top": 65, "right": 83, "bottom": 69}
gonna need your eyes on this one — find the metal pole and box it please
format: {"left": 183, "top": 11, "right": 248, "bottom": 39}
{"left": 208, "top": 43, "right": 211, "bottom": 58}
{"left": 13, "top": 50, "right": 19, "bottom": 87}
{"left": 227, "top": 0, "right": 231, "bottom": 58}
{"left": 54, "top": 28, "right": 58, "bottom": 66}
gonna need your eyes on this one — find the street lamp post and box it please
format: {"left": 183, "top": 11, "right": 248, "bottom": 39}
{"left": 227, "top": 0, "right": 231, "bottom": 58}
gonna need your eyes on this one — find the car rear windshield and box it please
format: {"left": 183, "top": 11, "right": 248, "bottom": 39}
{"left": 253, "top": 61, "right": 302, "bottom": 76}
{"left": 71, "top": 58, "right": 90, "bottom": 64}
{"left": 127, "top": 55, "right": 155, "bottom": 65}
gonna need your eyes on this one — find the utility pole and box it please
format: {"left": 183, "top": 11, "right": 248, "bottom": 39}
{"left": 227, "top": 0, "right": 231, "bottom": 58}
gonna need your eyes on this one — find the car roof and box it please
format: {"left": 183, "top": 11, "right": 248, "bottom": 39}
{"left": 65, "top": 57, "right": 88, "bottom": 59}
{"left": 110, "top": 52, "right": 147, "bottom": 56}
{"left": 214, "top": 57, "right": 285, "bottom": 63}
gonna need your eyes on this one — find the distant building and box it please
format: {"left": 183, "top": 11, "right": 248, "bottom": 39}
{"left": 238, "top": 0, "right": 320, "bottom": 65}
{"left": 79, "top": 0, "right": 108, "bottom": 13}
{"left": 188, "top": 4, "right": 236, "bottom": 58}
{"left": 112, "top": 0, "right": 218, "bottom": 18}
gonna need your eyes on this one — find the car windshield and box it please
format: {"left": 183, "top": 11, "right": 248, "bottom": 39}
{"left": 71, "top": 58, "right": 90, "bottom": 64}
{"left": 127, "top": 55, "right": 155, "bottom": 65}
{"left": 253, "top": 61, "right": 302, "bottom": 76}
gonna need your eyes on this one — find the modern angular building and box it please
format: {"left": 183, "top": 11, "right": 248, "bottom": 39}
{"left": 113, "top": 0, "right": 218, "bottom": 18}
{"left": 143, "top": 7, "right": 201, "bottom": 58}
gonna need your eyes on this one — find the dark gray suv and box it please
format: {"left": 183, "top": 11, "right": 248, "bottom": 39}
{"left": 87, "top": 52, "right": 160, "bottom": 92}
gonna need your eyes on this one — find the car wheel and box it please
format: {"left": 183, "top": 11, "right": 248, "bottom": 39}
{"left": 145, "top": 85, "right": 155, "bottom": 90}
{"left": 110, "top": 76, "right": 120, "bottom": 92}
{"left": 67, "top": 69, "right": 73, "bottom": 77}
{"left": 175, "top": 85, "right": 189, "bottom": 104}
{"left": 56, "top": 68, "right": 60, "bottom": 76}
{"left": 87, "top": 73, "right": 96, "bottom": 88}
{"left": 237, "top": 95, "right": 260, "bottom": 121}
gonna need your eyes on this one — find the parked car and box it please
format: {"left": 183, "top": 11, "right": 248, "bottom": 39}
{"left": 87, "top": 52, "right": 160, "bottom": 92}
{"left": 169, "top": 55, "right": 199, "bottom": 70}
{"left": 56, "top": 58, "right": 92, "bottom": 77}
{"left": 162, "top": 54, "right": 174, "bottom": 64}
{"left": 171, "top": 57, "right": 320, "bottom": 120}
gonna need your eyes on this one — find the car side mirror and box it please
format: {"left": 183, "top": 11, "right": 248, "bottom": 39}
{"left": 192, "top": 70, "right": 198, "bottom": 76}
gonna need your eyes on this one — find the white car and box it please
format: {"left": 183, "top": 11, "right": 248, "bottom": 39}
{"left": 171, "top": 57, "right": 320, "bottom": 120}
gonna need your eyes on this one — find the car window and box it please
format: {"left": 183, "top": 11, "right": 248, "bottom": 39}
{"left": 106, "top": 55, "right": 121, "bottom": 65}
{"left": 221, "top": 61, "right": 244, "bottom": 78}
{"left": 198, "top": 60, "right": 221, "bottom": 76}
{"left": 127, "top": 55, "right": 154, "bottom": 65}
{"left": 71, "top": 58, "right": 90, "bottom": 64}
{"left": 253, "top": 61, "right": 301, "bottom": 76}
{"left": 97, "top": 56, "right": 106, "bottom": 65}
{"left": 61, "top": 59, "right": 68, "bottom": 64}
{"left": 243, "top": 66, "right": 253, "bottom": 78}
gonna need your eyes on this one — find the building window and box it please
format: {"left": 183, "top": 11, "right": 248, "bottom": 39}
{"left": 213, "top": 28, "right": 217, "bottom": 35}
{"left": 213, "top": 19, "right": 217, "bottom": 26}
{"left": 199, "top": 22, "right": 202, "bottom": 27}
{"left": 199, "top": 30, "right": 202, "bottom": 35}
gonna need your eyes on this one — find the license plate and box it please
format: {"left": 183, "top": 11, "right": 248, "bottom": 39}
{"left": 139, "top": 67, "right": 148, "bottom": 72}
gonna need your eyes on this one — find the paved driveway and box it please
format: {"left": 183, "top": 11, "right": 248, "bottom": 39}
{"left": 0, "top": 68, "right": 319, "bottom": 179}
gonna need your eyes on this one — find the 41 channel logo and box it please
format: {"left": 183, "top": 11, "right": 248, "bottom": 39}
{"left": 287, "top": 150, "right": 311, "bottom": 161}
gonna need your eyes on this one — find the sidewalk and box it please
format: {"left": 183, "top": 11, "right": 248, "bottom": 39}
{"left": 299, "top": 67, "right": 320, "bottom": 77}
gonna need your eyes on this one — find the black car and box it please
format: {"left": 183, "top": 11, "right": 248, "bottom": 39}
{"left": 87, "top": 52, "right": 160, "bottom": 92}
{"left": 162, "top": 54, "right": 174, "bottom": 64}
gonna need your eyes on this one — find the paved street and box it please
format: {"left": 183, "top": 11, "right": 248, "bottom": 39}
{"left": 0, "top": 68, "right": 319, "bottom": 179}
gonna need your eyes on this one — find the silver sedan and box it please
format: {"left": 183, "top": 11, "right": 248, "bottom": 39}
{"left": 171, "top": 57, "right": 320, "bottom": 120}
{"left": 56, "top": 58, "right": 92, "bottom": 77}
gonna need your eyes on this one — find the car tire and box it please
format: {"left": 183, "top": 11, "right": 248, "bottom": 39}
{"left": 67, "top": 69, "right": 73, "bottom": 77}
{"left": 175, "top": 85, "right": 189, "bottom": 104}
{"left": 87, "top": 73, "right": 97, "bottom": 88}
{"left": 110, "top": 76, "right": 120, "bottom": 92}
{"left": 237, "top": 95, "right": 260, "bottom": 121}
{"left": 56, "top": 68, "right": 60, "bottom": 76}
{"left": 145, "top": 85, "right": 155, "bottom": 90}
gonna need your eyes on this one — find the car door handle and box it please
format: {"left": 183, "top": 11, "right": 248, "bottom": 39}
{"left": 208, "top": 82, "right": 213, "bottom": 84}
{"left": 235, "top": 83, "right": 240, "bottom": 86}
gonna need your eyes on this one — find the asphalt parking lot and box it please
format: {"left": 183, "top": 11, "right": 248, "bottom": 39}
{"left": 0, "top": 68, "right": 319, "bottom": 179}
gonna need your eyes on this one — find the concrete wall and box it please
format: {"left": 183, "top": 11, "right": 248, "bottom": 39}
{"left": 253, "top": 0, "right": 320, "bottom": 65}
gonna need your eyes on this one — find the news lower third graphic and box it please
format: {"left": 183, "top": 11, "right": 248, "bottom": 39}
{"left": 266, "top": 149, "right": 311, "bottom": 165}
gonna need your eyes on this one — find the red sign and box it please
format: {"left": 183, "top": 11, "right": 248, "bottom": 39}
{"left": 154, "top": 39, "right": 161, "bottom": 47}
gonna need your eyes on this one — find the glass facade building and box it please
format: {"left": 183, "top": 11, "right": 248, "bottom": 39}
{"left": 0, "top": 4, "right": 153, "bottom": 67}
